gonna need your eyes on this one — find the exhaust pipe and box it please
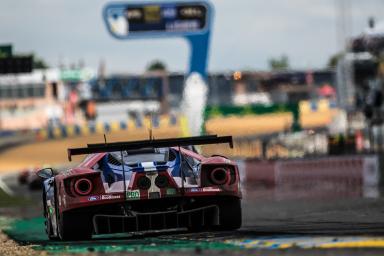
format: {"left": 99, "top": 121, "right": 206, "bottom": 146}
{"left": 74, "top": 178, "right": 93, "bottom": 195}
{"left": 210, "top": 168, "right": 228, "bottom": 185}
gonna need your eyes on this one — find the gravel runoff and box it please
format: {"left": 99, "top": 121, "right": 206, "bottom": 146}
{"left": 0, "top": 230, "right": 94, "bottom": 256}
{"left": 0, "top": 230, "right": 44, "bottom": 256}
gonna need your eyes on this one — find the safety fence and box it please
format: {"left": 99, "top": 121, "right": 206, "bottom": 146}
{"left": 241, "top": 155, "right": 380, "bottom": 199}
{"left": 35, "top": 114, "right": 188, "bottom": 141}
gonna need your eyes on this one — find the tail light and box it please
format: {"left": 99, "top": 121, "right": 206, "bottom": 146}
{"left": 74, "top": 178, "right": 93, "bottom": 196}
{"left": 137, "top": 176, "right": 151, "bottom": 190}
{"left": 209, "top": 168, "right": 229, "bottom": 185}
{"left": 155, "top": 175, "right": 169, "bottom": 188}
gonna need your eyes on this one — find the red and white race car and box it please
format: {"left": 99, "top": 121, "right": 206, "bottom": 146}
{"left": 37, "top": 135, "right": 242, "bottom": 240}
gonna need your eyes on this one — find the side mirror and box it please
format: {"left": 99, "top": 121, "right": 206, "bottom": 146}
{"left": 36, "top": 168, "right": 54, "bottom": 179}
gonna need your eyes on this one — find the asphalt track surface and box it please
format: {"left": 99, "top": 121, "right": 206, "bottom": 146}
{"left": 1, "top": 174, "right": 384, "bottom": 255}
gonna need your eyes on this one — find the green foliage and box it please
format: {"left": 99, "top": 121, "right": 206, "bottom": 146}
{"left": 0, "top": 52, "right": 49, "bottom": 69}
{"left": 240, "top": 105, "right": 254, "bottom": 115}
{"left": 32, "top": 55, "right": 49, "bottom": 69}
{"left": 0, "top": 45, "right": 12, "bottom": 58}
{"left": 207, "top": 106, "right": 223, "bottom": 118}
{"left": 203, "top": 104, "right": 302, "bottom": 132}
{"left": 146, "top": 60, "right": 167, "bottom": 71}
{"left": 268, "top": 55, "right": 289, "bottom": 71}
{"left": 204, "top": 104, "right": 299, "bottom": 118}
{"left": 0, "top": 188, "right": 31, "bottom": 207}
{"left": 327, "top": 52, "right": 344, "bottom": 68}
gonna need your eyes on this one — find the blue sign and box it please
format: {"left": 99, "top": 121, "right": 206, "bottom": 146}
{"left": 103, "top": 2, "right": 211, "bottom": 38}
{"left": 103, "top": 1, "right": 213, "bottom": 77}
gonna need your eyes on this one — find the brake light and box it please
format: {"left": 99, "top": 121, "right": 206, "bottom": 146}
{"left": 74, "top": 178, "right": 93, "bottom": 196}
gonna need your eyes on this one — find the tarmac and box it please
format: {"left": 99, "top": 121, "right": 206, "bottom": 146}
{"left": 1, "top": 172, "right": 384, "bottom": 255}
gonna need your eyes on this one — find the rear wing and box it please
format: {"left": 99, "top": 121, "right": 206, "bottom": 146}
{"left": 67, "top": 135, "right": 233, "bottom": 161}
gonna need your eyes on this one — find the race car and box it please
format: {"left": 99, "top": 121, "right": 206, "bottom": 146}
{"left": 37, "top": 135, "right": 242, "bottom": 240}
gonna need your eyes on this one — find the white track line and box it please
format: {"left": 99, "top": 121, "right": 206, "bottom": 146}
{"left": 0, "top": 174, "right": 14, "bottom": 196}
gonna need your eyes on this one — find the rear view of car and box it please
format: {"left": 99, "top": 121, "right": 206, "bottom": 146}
{"left": 38, "top": 135, "right": 242, "bottom": 240}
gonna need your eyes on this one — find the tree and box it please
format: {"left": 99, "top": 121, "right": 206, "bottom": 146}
{"left": 146, "top": 60, "right": 167, "bottom": 72}
{"left": 32, "top": 55, "right": 49, "bottom": 69}
{"left": 327, "top": 52, "right": 344, "bottom": 69}
{"left": 1, "top": 53, "right": 49, "bottom": 69}
{"left": 268, "top": 55, "right": 289, "bottom": 71}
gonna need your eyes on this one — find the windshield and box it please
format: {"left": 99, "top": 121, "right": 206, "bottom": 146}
{"left": 91, "top": 147, "right": 200, "bottom": 192}
{"left": 110, "top": 150, "right": 168, "bottom": 165}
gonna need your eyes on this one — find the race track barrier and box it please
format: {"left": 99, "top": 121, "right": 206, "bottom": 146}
{"left": 243, "top": 155, "right": 380, "bottom": 199}
{"left": 244, "top": 159, "right": 275, "bottom": 187}
{"left": 0, "top": 130, "right": 35, "bottom": 151}
{"left": 204, "top": 99, "right": 339, "bottom": 137}
{"left": 35, "top": 114, "right": 185, "bottom": 141}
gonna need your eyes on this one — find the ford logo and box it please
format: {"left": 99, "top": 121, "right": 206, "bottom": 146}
{"left": 88, "top": 196, "right": 99, "bottom": 201}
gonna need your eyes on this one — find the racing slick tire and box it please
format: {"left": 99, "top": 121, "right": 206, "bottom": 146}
{"left": 42, "top": 188, "right": 58, "bottom": 240}
{"left": 215, "top": 197, "right": 242, "bottom": 230}
{"left": 45, "top": 217, "right": 59, "bottom": 241}
{"left": 54, "top": 187, "right": 92, "bottom": 241}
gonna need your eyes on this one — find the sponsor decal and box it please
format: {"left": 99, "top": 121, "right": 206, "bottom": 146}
{"left": 188, "top": 187, "right": 222, "bottom": 193}
{"left": 202, "top": 187, "right": 221, "bottom": 192}
{"left": 162, "top": 7, "right": 177, "bottom": 19}
{"left": 88, "top": 195, "right": 100, "bottom": 201}
{"left": 189, "top": 188, "right": 202, "bottom": 192}
{"left": 47, "top": 200, "right": 54, "bottom": 215}
{"left": 166, "top": 188, "right": 177, "bottom": 195}
{"left": 126, "top": 190, "right": 140, "bottom": 199}
{"left": 101, "top": 194, "right": 121, "bottom": 200}
{"left": 48, "top": 206, "right": 54, "bottom": 215}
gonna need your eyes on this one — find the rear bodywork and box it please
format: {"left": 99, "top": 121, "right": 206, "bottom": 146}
{"left": 42, "top": 135, "right": 242, "bottom": 239}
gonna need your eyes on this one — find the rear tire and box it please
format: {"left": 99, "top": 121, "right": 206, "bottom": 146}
{"left": 53, "top": 182, "right": 92, "bottom": 241}
{"left": 57, "top": 211, "right": 93, "bottom": 241}
{"left": 43, "top": 188, "right": 58, "bottom": 240}
{"left": 215, "top": 197, "right": 242, "bottom": 230}
{"left": 46, "top": 218, "right": 59, "bottom": 241}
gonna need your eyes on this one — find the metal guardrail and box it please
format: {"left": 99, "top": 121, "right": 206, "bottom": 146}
{"left": 0, "top": 131, "right": 35, "bottom": 152}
